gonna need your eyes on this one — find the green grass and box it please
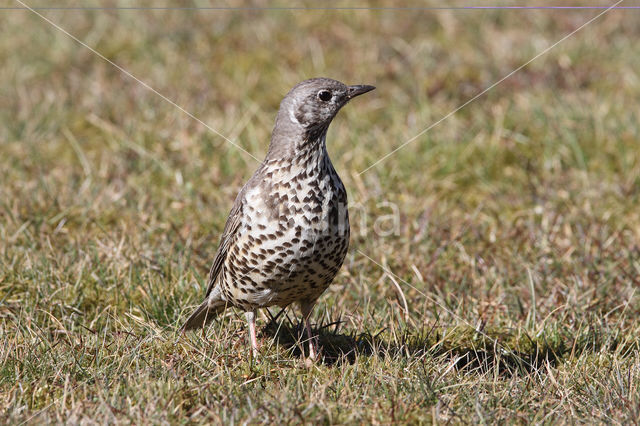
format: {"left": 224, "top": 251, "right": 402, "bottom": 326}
{"left": 1, "top": 2, "right": 640, "bottom": 423}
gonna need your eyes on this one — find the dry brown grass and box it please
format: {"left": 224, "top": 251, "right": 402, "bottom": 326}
{"left": 1, "top": 2, "right": 639, "bottom": 423}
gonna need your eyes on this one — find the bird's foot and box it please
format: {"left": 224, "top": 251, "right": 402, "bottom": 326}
{"left": 303, "top": 338, "right": 320, "bottom": 367}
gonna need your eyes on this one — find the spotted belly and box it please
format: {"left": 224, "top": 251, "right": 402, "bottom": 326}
{"left": 221, "top": 233, "right": 348, "bottom": 309}
{"left": 220, "top": 189, "right": 349, "bottom": 309}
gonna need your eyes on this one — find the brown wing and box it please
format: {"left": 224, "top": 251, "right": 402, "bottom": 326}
{"left": 204, "top": 195, "right": 244, "bottom": 297}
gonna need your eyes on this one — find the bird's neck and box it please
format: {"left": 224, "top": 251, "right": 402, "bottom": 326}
{"left": 265, "top": 123, "right": 330, "bottom": 166}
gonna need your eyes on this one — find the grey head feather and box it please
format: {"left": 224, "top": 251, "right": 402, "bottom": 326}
{"left": 266, "top": 77, "right": 375, "bottom": 159}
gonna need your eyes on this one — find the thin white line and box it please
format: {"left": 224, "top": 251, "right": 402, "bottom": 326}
{"left": 358, "top": 0, "right": 624, "bottom": 175}
{"left": 357, "top": 249, "right": 534, "bottom": 367}
{"left": 15, "top": 0, "right": 261, "bottom": 164}
{"left": 357, "top": 249, "right": 472, "bottom": 327}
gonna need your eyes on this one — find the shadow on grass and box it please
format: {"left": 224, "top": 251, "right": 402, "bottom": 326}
{"left": 259, "top": 312, "right": 595, "bottom": 375}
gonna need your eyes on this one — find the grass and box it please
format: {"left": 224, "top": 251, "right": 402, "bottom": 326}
{"left": 1, "top": 1, "right": 640, "bottom": 423}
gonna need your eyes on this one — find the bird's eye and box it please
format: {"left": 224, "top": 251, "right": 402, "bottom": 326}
{"left": 317, "top": 90, "right": 332, "bottom": 102}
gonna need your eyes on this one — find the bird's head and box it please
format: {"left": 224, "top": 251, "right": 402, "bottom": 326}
{"left": 273, "top": 78, "right": 375, "bottom": 139}
{"left": 282, "top": 78, "right": 375, "bottom": 129}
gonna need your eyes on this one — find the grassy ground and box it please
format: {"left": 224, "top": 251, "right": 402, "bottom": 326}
{"left": 1, "top": 1, "right": 640, "bottom": 423}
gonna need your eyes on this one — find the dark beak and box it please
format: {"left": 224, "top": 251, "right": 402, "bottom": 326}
{"left": 347, "top": 84, "right": 376, "bottom": 99}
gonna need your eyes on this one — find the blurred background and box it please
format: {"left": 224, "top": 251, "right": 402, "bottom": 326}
{"left": 1, "top": 0, "right": 639, "bottom": 422}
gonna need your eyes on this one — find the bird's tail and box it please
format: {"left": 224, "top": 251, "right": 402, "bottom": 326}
{"left": 180, "top": 287, "right": 227, "bottom": 332}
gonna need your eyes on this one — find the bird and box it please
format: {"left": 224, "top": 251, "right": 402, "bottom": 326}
{"left": 181, "top": 77, "right": 375, "bottom": 359}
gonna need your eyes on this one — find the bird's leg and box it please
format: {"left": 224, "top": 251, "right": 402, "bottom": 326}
{"left": 245, "top": 310, "right": 259, "bottom": 356}
{"left": 300, "top": 302, "right": 318, "bottom": 361}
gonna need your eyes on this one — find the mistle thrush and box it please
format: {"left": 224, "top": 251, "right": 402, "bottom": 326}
{"left": 181, "top": 78, "right": 375, "bottom": 358}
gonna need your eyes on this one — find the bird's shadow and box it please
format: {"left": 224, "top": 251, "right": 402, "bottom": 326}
{"left": 260, "top": 311, "right": 562, "bottom": 375}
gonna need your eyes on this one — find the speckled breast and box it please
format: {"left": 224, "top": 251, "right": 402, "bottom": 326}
{"left": 220, "top": 151, "right": 350, "bottom": 310}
